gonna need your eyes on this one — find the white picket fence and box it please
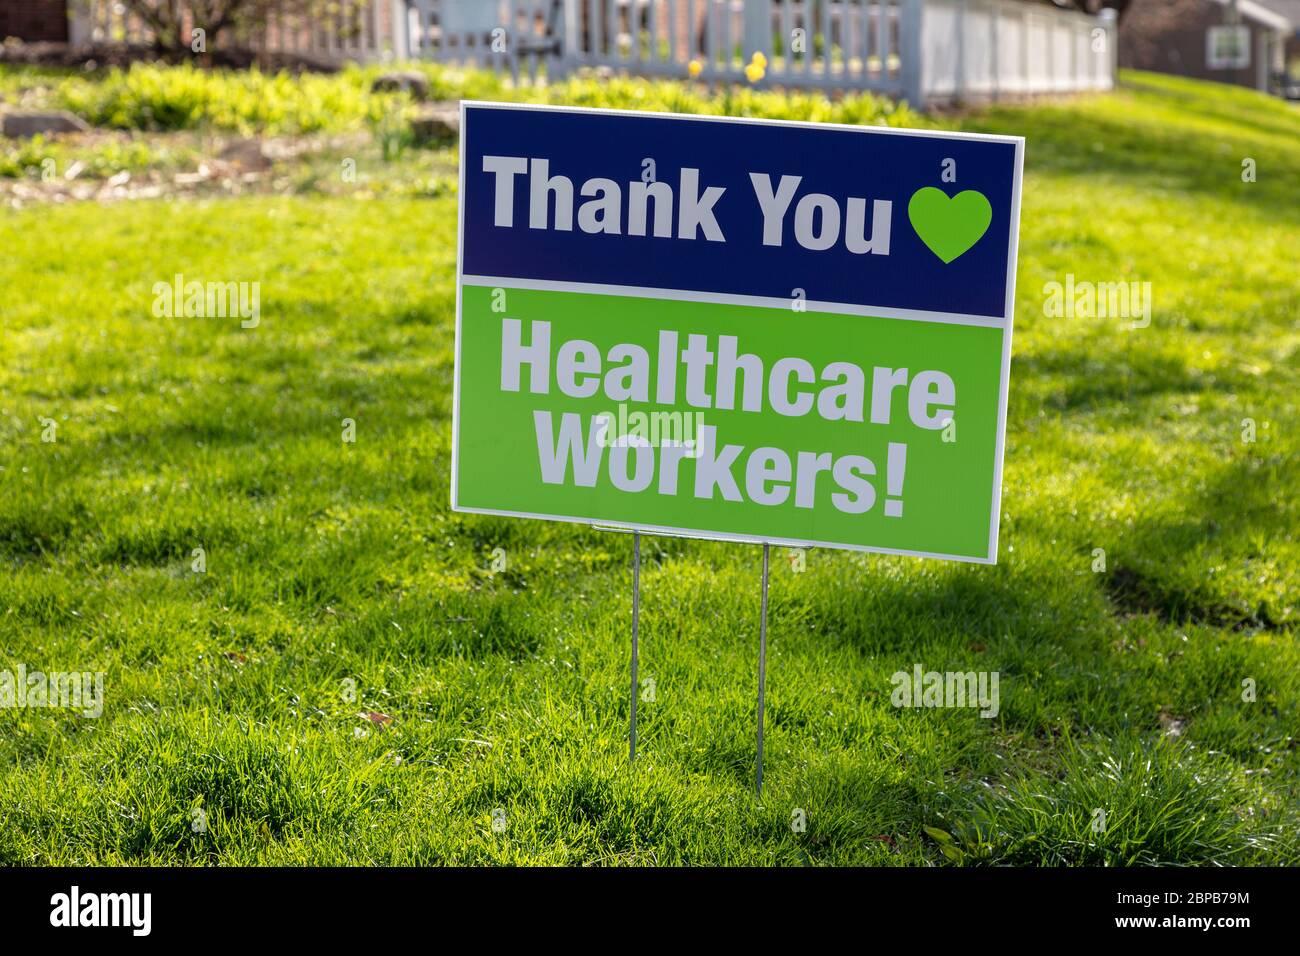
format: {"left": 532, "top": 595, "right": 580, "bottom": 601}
{"left": 921, "top": 0, "right": 1115, "bottom": 98}
{"left": 407, "top": 0, "right": 921, "bottom": 96}
{"left": 400, "top": 0, "right": 1113, "bottom": 102}
{"left": 67, "top": 0, "right": 1114, "bottom": 105}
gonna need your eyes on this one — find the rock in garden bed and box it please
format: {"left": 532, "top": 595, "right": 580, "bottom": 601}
{"left": 2, "top": 110, "right": 90, "bottom": 138}
{"left": 410, "top": 104, "right": 461, "bottom": 144}
{"left": 371, "top": 70, "right": 432, "bottom": 100}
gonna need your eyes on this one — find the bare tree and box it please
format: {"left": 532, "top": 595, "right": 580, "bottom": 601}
{"left": 106, "top": 0, "right": 320, "bottom": 53}
{"left": 1048, "top": 0, "right": 1137, "bottom": 20}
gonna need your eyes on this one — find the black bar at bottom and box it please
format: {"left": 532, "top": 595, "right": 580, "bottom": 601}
{"left": 0, "top": 865, "right": 1285, "bottom": 942}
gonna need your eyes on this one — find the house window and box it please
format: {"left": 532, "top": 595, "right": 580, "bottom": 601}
{"left": 1207, "top": 25, "right": 1251, "bottom": 70}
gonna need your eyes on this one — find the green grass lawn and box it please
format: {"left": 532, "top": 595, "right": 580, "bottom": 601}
{"left": 0, "top": 70, "right": 1296, "bottom": 865}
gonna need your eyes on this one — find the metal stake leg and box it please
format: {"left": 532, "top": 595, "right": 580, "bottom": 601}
{"left": 756, "top": 542, "right": 769, "bottom": 796}
{"left": 629, "top": 530, "right": 641, "bottom": 762}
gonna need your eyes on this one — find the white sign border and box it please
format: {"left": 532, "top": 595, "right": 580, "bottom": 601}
{"left": 451, "top": 101, "right": 1025, "bottom": 565}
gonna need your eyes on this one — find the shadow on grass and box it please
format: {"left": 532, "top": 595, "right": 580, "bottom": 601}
{"left": 1104, "top": 452, "right": 1295, "bottom": 632}
{"left": 1015, "top": 344, "right": 1231, "bottom": 414}
{"left": 1120, "top": 73, "right": 1300, "bottom": 144}
{"left": 966, "top": 87, "right": 1298, "bottom": 226}
{"left": 792, "top": 561, "right": 1092, "bottom": 657}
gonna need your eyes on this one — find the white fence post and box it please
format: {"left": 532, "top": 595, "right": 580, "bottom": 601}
{"left": 1107, "top": 12, "right": 1118, "bottom": 89}
{"left": 68, "top": 0, "right": 94, "bottom": 46}
{"left": 560, "top": 0, "right": 581, "bottom": 77}
{"left": 899, "top": 0, "right": 924, "bottom": 107}
{"left": 390, "top": 0, "right": 411, "bottom": 59}
{"left": 955, "top": 0, "right": 966, "bottom": 101}
{"left": 744, "top": 0, "right": 771, "bottom": 63}
{"left": 369, "top": 0, "right": 383, "bottom": 60}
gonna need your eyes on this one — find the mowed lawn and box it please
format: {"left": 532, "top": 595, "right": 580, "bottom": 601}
{"left": 0, "top": 72, "right": 1296, "bottom": 865}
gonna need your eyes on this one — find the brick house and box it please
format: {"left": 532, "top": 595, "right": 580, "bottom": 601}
{"left": 0, "top": 0, "right": 69, "bottom": 43}
{"left": 1116, "top": 0, "right": 1293, "bottom": 93}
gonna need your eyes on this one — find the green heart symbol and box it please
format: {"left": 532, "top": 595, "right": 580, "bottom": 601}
{"left": 907, "top": 187, "right": 993, "bottom": 264}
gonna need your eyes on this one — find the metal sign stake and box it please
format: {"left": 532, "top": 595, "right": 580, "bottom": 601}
{"left": 629, "top": 530, "right": 641, "bottom": 762}
{"left": 756, "top": 542, "right": 770, "bottom": 796}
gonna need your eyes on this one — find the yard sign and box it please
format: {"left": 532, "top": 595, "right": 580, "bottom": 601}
{"left": 452, "top": 103, "right": 1023, "bottom": 564}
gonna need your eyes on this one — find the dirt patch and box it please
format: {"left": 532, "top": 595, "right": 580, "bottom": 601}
{"left": 1, "top": 130, "right": 375, "bottom": 207}
{"left": 1104, "top": 564, "right": 1284, "bottom": 632}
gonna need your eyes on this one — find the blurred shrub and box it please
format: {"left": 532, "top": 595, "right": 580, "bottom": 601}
{"left": 54, "top": 62, "right": 389, "bottom": 135}
{"left": 40, "top": 61, "right": 923, "bottom": 137}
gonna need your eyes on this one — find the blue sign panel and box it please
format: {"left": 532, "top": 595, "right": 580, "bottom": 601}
{"left": 460, "top": 103, "right": 1023, "bottom": 320}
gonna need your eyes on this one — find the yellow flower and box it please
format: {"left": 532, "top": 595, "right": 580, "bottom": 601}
{"left": 745, "top": 62, "right": 766, "bottom": 84}
{"left": 688, "top": 59, "right": 703, "bottom": 78}
{"left": 751, "top": 51, "right": 768, "bottom": 69}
